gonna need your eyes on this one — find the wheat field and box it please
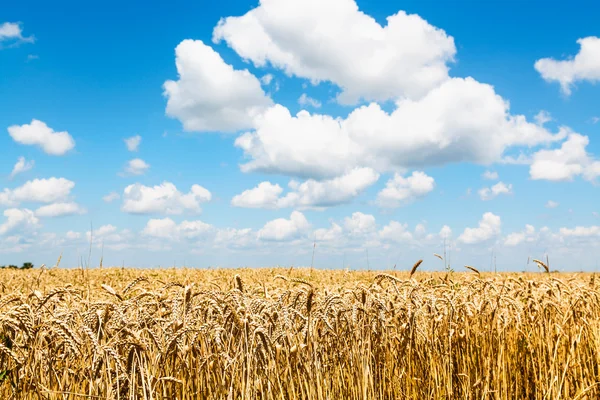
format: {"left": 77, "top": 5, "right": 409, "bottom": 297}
{"left": 0, "top": 266, "right": 599, "bottom": 399}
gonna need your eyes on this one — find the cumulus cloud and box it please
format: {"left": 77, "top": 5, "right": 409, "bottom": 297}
{"left": 213, "top": 0, "right": 456, "bottom": 103}
{"left": 232, "top": 168, "right": 379, "bottom": 209}
{"left": 214, "top": 227, "right": 256, "bottom": 249}
{"left": 504, "top": 224, "right": 536, "bottom": 246}
{"left": 164, "top": 39, "right": 272, "bottom": 132}
{"left": 546, "top": 200, "right": 559, "bottom": 209}
{"left": 378, "top": 221, "right": 414, "bottom": 243}
{"left": 529, "top": 133, "right": 600, "bottom": 182}
{"left": 7, "top": 120, "right": 75, "bottom": 156}
{"left": 0, "top": 22, "right": 34, "bottom": 47}
{"left": 231, "top": 182, "right": 283, "bottom": 208}
{"left": 122, "top": 158, "right": 150, "bottom": 176}
{"left": 121, "top": 181, "right": 212, "bottom": 214}
{"left": 142, "top": 218, "right": 213, "bottom": 240}
{"left": 236, "top": 78, "right": 564, "bottom": 179}
{"left": 0, "top": 209, "right": 39, "bottom": 236}
{"left": 482, "top": 170, "right": 498, "bottom": 180}
{"left": 34, "top": 202, "right": 86, "bottom": 218}
{"left": 376, "top": 171, "right": 434, "bottom": 207}
{"left": 124, "top": 135, "right": 141, "bottom": 152}
{"left": 535, "top": 37, "right": 600, "bottom": 95}
{"left": 258, "top": 211, "right": 310, "bottom": 241}
{"left": 103, "top": 192, "right": 120, "bottom": 203}
{"left": 344, "top": 212, "right": 376, "bottom": 236}
{"left": 478, "top": 181, "right": 513, "bottom": 201}
{"left": 458, "top": 212, "right": 501, "bottom": 244}
{"left": 0, "top": 178, "right": 75, "bottom": 206}
{"left": 86, "top": 225, "right": 134, "bottom": 250}
{"left": 298, "top": 93, "right": 321, "bottom": 108}
{"left": 559, "top": 226, "right": 600, "bottom": 237}
{"left": 9, "top": 157, "right": 34, "bottom": 179}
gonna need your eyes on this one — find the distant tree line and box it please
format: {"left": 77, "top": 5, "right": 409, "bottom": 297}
{"left": 0, "top": 262, "right": 34, "bottom": 270}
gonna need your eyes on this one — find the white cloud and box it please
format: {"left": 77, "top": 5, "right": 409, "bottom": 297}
{"left": 592, "top": 117, "right": 599, "bottom": 124}
{"left": 258, "top": 211, "right": 310, "bottom": 241}
{"left": 232, "top": 168, "right": 379, "bottom": 209}
{"left": 0, "top": 209, "right": 39, "bottom": 236}
{"left": 163, "top": 39, "right": 272, "bottom": 132}
{"left": 9, "top": 157, "right": 34, "bottom": 179}
{"left": 231, "top": 182, "right": 283, "bottom": 208}
{"left": 34, "top": 202, "right": 86, "bottom": 218}
{"left": 504, "top": 224, "right": 536, "bottom": 246}
{"left": 298, "top": 93, "right": 321, "bottom": 108}
{"left": 546, "top": 200, "right": 559, "bottom": 209}
{"left": 482, "top": 170, "right": 498, "bottom": 180}
{"left": 529, "top": 133, "right": 600, "bottom": 182}
{"left": 559, "top": 226, "right": 600, "bottom": 237}
{"left": 277, "top": 168, "right": 378, "bottom": 208}
{"left": 103, "top": 192, "right": 120, "bottom": 203}
{"left": 0, "top": 178, "right": 75, "bottom": 206}
{"left": 0, "top": 22, "right": 34, "bottom": 47}
{"left": 7, "top": 120, "right": 75, "bottom": 156}
{"left": 124, "top": 135, "right": 141, "bottom": 152}
{"left": 260, "top": 74, "right": 273, "bottom": 85}
{"left": 236, "top": 78, "right": 564, "bottom": 179}
{"left": 376, "top": 171, "right": 434, "bottom": 207}
{"left": 121, "top": 181, "right": 212, "bottom": 215}
{"left": 535, "top": 37, "right": 600, "bottom": 95}
{"left": 142, "top": 217, "right": 213, "bottom": 240}
{"left": 378, "top": 221, "right": 414, "bottom": 243}
{"left": 123, "top": 158, "right": 150, "bottom": 176}
{"left": 66, "top": 231, "right": 81, "bottom": 240}
{"left": 314, "top": 222, "right": 343, "bottom": 242}
{"left": 478, "top": 181, "right": 513, "bottom": 201}
{"left": 534, "top": 111, "right": 552, "bottom": 126}
{"left": 439, "top": 225, "right": 452, "bottom": 240}
{"left": 214, "top": 227, "right": 256, "bottom": 249}
{"left": 458, "top": 212, "right": 501, "bottom": 244}
{"left": 86, "top": 225, "right": 134, "bottom": 250}
{"left": 344, "top": 212, "right": 376, "bottom": 235}
{"left": 213, "top": 1, "right": 456, "bottom": 103}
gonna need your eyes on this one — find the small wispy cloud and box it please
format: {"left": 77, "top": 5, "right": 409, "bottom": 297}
{"left": 298, "top": 93, "right": 322, "bottom": 108}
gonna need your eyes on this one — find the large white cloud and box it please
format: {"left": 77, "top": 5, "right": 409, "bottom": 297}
{"left": 164, "top": 39, "right": 272, "bottom": 132}
{"left": 232, "top": 168, "right": 379, "bottom": 209}
{"left": 535, "top": 37, "right": 600, "bottom": 95}
{"left": 458, "top": 212, "right": 501, "bottom": 244}
{"left": 376, "top": 171, "right": 434, "bottom": 207}
{"left": 236, "top": 78, "right": 564, "bottom": 179}
{"left": 0, "top": 178, "right": 75, "bottom": 206}
{"left": 213, "top": 0, "right": 456, "bottom": 103}
{"left": 121, "top": 181, "right": 212, "bottom": 214}
{"left": 7, "top": 120, "right": 75, "bottom": 156}
{"left": 529, "top": 133, "right": 600, "bottom": 182}
{"left": 0, "top": 209, "right": 39, "bottom": 236}
{"left": 257, "top": 211, "right": 310, "bottom": 241}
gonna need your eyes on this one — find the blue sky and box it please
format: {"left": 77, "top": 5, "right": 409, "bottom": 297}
{"left": 1, "top": 0, "right": 599, "bottom": 271}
